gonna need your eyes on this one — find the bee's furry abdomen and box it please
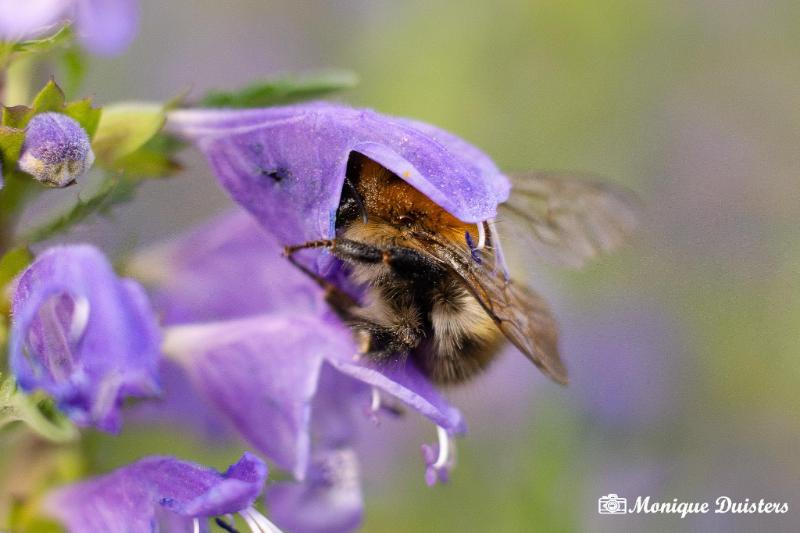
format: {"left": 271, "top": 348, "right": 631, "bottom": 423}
{"left": 412, "top": 279, "right": 504, "bottom": 384}
{"left": 351, "top": 268, "right": 504, "bottom": 385}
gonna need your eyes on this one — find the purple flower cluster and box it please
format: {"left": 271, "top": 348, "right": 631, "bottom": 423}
{"left": 10, "top": 102, "right": 511, "bottom": 531}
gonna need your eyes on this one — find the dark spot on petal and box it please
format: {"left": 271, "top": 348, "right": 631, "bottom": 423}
{"left": 261, "top": 167, "right": 290, "bottom": 183}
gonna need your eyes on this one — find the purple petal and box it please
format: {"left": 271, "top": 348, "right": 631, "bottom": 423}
{"left": 124, "top": 358, "right": 231, "bottom": 441}
{"left": 395, "top": 117, "right": 510, "bottom": 203}
{"left": 327, "top": 352, "right": 466, "bottom": 435}
{"left": 164, "top": 314, "right": 356, "bottom": 479}
{"left": 268, "top": 448, "right": 363, "bottom": 533}
{"left": 74, "top": 0, "right": 139, "bottom": 56}
{"left": 168, "top": 103, "right": 510, "bottom": 249}
{"left": 129, "top": 209, "right": 325, "bottom": 325}
{"left": 0, "top": 0, "right": 68, "bottom": 41}
{"left": 44, "top": 452, "right": 267, "bottom": 532}
{"left": 165, "top": 310, "right": 466, "bottom": 477}
{"left": 10, "top": 245, "right": 161, "bottom": 432}
{"left": 310, "top": 364, "right": 369, "bottom": 449}
{"left": 19, "top": 112, "right": 95, "bottom": 187}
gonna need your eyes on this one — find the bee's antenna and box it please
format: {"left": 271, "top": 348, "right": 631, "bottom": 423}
{"left": 344, "top": 176, "right": 368, "bottom": 224}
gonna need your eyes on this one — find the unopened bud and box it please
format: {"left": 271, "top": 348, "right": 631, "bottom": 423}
{"left": 19, "top": 112, "right": 95, "bottom": 187}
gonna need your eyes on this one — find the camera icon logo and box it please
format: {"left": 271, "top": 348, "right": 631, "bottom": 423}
{"left": 598, "top": 494, "right": 628, "bottom": 515}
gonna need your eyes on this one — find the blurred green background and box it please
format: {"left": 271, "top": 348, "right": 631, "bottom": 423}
{"left": 40, "top": 0, "right": 800, "bottom": 531}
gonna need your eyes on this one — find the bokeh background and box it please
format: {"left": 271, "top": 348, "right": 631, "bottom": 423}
{"left": 31, "top": 0, "right": 800, "bottom": 531}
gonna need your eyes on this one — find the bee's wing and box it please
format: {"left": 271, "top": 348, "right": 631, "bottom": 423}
{"left": 498, "top": 172, "right": 639, "bottom": 269}
{"left": 416, "top": 231, "right": 567, "bottom": 385}
{"left": 474, "top": 275, "right": 566, "bottom": 385}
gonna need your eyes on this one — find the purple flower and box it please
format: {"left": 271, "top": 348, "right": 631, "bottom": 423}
{"left": 148, "top": 103, "right": 506, "bottom": 501}
{"left": 160, "top": 104, "right": 497, "bottom": 490}
{"left": 0, "top": 0, "right": 139, "bottom": 56}
{"left": 268, "top": 448, "right": 363, "bottom": 533}
{"left": 19, "top": 112, "right": 95, "bottom": 187}
{"left": 9, "top": 244, "right": 161, "bottom": 432}
{"left": 167, "top": 103, "right": 510, "bottom": 262}
{"left": 44, "top": 452, "right": 273, "bottom": 532}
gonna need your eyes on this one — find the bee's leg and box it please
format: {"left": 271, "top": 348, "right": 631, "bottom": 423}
{"left": 283, "top": 240, "right": 360, "bottom": 313}
{"left": 285, "top": 239, "right": 427, "bottom": 357}
{"left": 379, "top": 246, "right": 448, "bottom": 281}
{"left": 348, "top": 285, "right": 425, "bottom": 361}
{"left": 332, "top": 239, "right": 446, "bottom": 281}
{"left": 350, "top": 318, "right": 421, "bottom": 359}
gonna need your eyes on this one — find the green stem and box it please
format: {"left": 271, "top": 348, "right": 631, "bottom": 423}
{"left": 11, "top": 395, "right": 79, "bottom": 443}
{"left": 0, "top": 392, "right": 79, "bottom": 444}
{"left": 4, "top": 54, "right": 34, "bottom": 106}
{"left": 0, "top": 381, "right": 78, "bottom": 444}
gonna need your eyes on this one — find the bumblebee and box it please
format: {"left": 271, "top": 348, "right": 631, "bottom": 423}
{"left": 285, "top": 153, "right": 637, "bottom": 385}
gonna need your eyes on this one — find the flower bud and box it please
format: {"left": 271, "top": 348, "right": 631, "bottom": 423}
{"left": 19, "top": 112, "right": 95, "bottom": 187}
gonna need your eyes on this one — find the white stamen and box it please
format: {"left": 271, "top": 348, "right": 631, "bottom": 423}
{"left": 476, "top": 222, "right": 486, "bottom": 250}
{"left": 370, "top": 387, "right": 381, "bottom": 412}
{"left": 433, "top": 426, "right": 450, "bottom": 470}
{"left": 241, "top": 509, "right": 260, "bottom": 533}
{"left": 69, "top": 296, "right": 90, "bottom": 342}
{"left": 192, "top": 518, "right": 200, "bottom": 533}
{"left": 240, "top": 507, "right": 283, "bottom": 533}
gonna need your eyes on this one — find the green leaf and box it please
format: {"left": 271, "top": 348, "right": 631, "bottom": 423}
{"left": 200, "top": 70, "right": 359, "bottom": 108}
{"left": 31, "top": 79, "right": 66, "bottom": 114}
{"left": 1, "top": 105, "right": 30, "bottom": 129}
{"left": 63, "top": 98, "right": 102, "bottom": 138}
{"left": 0, "top": 125, "right": 25, "bottom": 163}
{"left": 1, "top": 80, "right": 99, "bottom": 135}
{"left": 11, "top": 26, "right": 73, "bottom": 55}
{"left": 92, "top": 103, "right": 166, "bottom": 167}
{"left": 0, "top": 246, "right": 32, "bottom": 291}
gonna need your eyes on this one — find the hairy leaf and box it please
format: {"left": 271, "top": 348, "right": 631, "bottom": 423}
{"left": 200, "top": 70, "right": 359, "bottom": 108}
